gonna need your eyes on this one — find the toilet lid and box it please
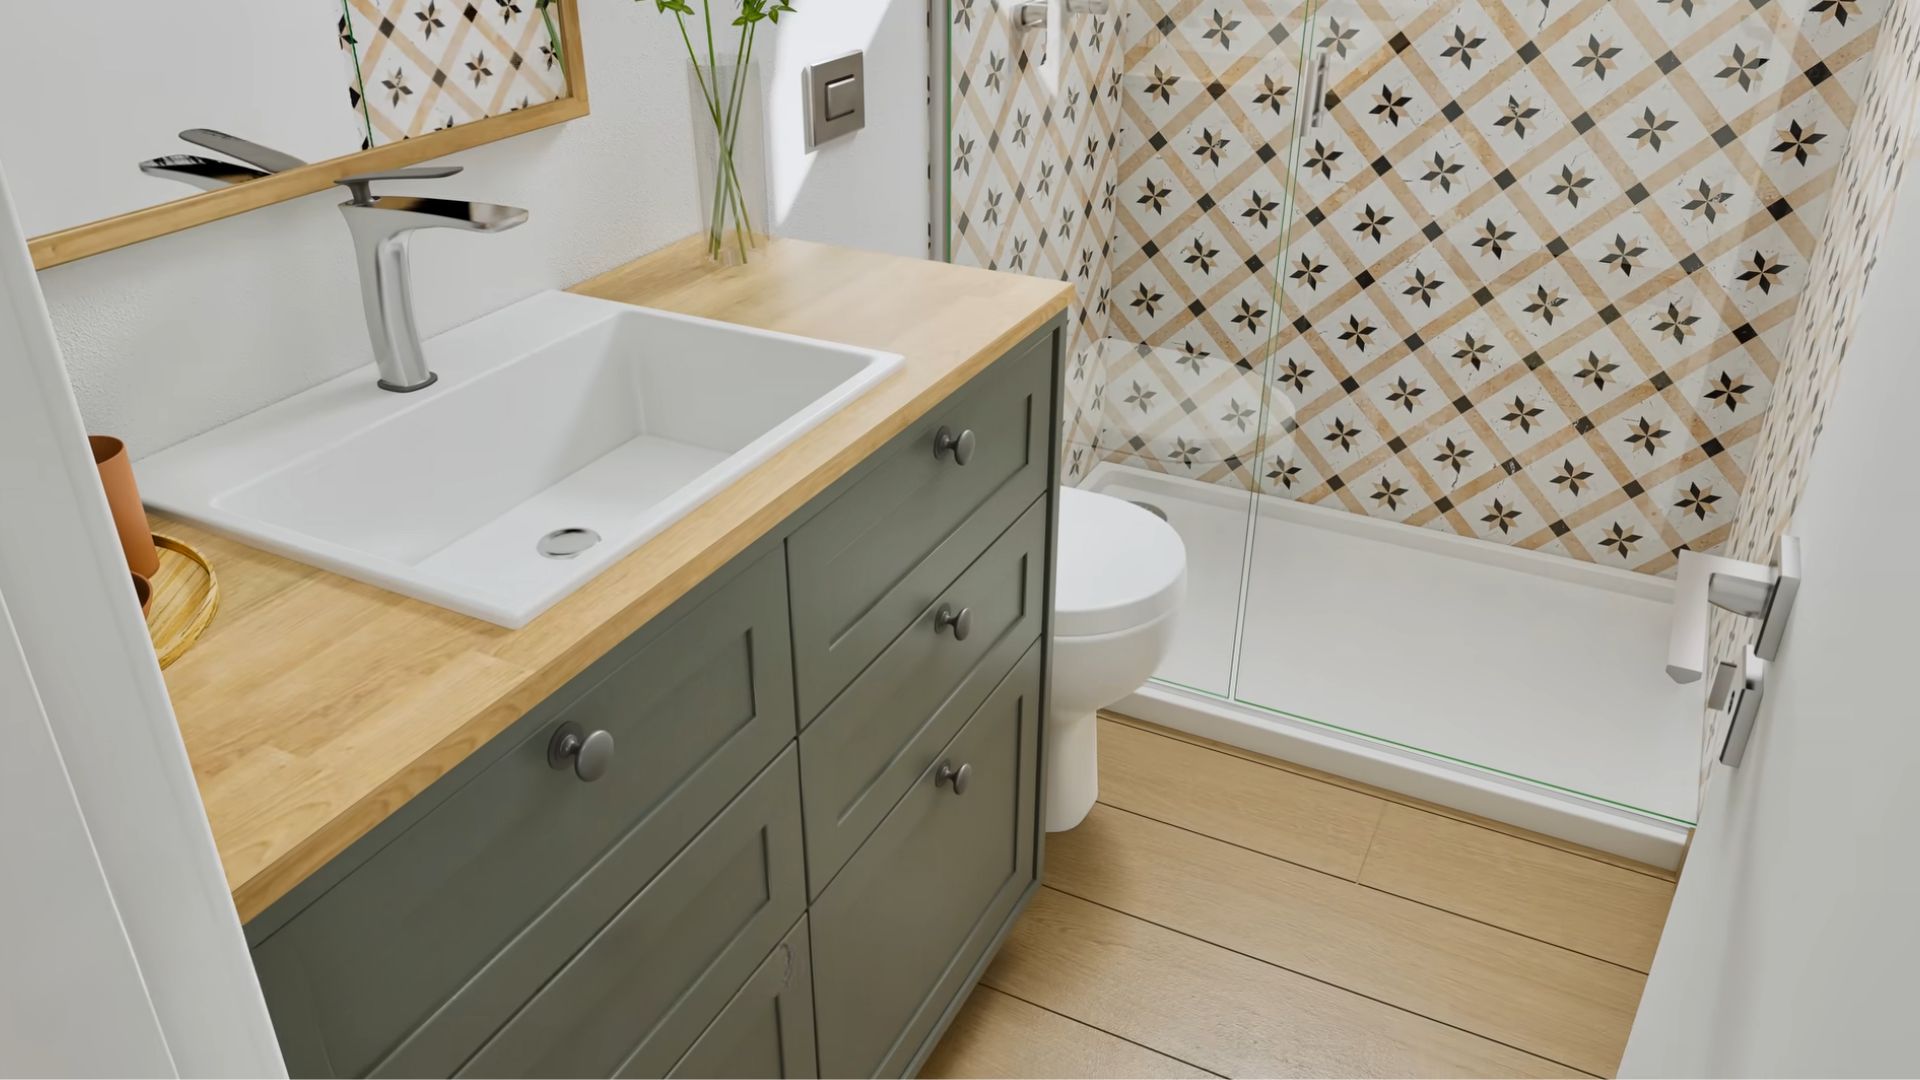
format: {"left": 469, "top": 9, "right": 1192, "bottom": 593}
{"left": 1054, "top": 487, "right": 1187, "bottom": 638}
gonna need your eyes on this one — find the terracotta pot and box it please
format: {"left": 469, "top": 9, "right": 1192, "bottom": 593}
{"left": 89, "top": 435, "right": 160, "bottom": 578}
{"left": 132, "top": 571, "right": 152, "bottom": 617}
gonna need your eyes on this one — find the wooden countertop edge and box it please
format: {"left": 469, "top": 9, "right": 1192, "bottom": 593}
{"left": 161, "top": 237, "right": 1070, "bottom": 921}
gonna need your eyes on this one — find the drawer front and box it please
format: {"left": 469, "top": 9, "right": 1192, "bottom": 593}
{"left": 800, "top": 497, "right": 1046, "bottom": 894}
{"left": 787, "top": 328, "right": 1054, "bottom": 722}
{"left": 667, "top": 916, "right": 818, "bottom": 1080}
{"left": 810, "top": 644, "right": 1042, "bottom": 1079}
{"left": 254, "top": 550, "right": 796, "bottom": 1079}
{"left": 462, "top": 749, "right": 807, "bottom": 1080}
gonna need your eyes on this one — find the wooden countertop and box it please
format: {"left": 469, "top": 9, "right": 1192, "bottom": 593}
{"left": 154, "top": 237, "right": 1070, "bottom": 922}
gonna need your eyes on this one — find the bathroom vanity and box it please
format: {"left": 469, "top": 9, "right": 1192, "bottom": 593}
{"left": 152, "top": 239, "right": 1069, "bottom": 1078}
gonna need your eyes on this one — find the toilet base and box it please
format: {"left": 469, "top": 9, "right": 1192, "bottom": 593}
{"left": 1045, "top": 707, "right": 1098, "bottom": 832}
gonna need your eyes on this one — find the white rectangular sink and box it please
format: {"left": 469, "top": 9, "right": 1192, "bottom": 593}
{"left": 139, "top": 290, "right": 902, "bottom": 627}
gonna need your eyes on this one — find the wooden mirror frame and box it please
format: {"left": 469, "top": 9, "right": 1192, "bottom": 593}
{"left": 27, "top": 0, "right": 587, "bottom": 271}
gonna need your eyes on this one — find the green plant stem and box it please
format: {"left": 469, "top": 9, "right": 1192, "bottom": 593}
{"left": 677, "top": 3, "right": 761, "bottom": 261}
{"left": 718, "top": 22, "right": 757, "bottom": 258}
{"left": 675, "top": 11, "right": 731, "bottom": 258}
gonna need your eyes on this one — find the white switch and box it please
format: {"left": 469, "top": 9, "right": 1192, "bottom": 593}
{"left": 824, "top": 75, "right": 860, "bottom": 122}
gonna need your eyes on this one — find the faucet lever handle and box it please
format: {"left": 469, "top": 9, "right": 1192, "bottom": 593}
{"left": 335, "top": 166, "right": 465, "bottom": 205}
{"left": 178, "top": 128, "right": 308, "bottom": 175}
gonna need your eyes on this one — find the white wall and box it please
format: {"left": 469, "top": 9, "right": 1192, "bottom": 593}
{"left": 1619, "top": 160, "right": 1920, "bottom": 1076}
{"left": 1, "top": 4, "right": 356, "bottom": 237}
{"left": 0, "top": 163, "right": 284, "bottom": 1075}
{"left": 34, "top": 0, "right": 927, "bottom": 458}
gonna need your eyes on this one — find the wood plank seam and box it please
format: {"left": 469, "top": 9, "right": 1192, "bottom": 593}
{"left": 971, "top": 985, "right": 1229, "bottom": 1079}
{"left": 1101, "top": 712, "right": 1678, "bottom": 883}
{"left": 1027, "top": 884, "right": 1602, "bottom": 1080}
{"left": 1094, "top": 800, "right": 1656, "bottom": 979}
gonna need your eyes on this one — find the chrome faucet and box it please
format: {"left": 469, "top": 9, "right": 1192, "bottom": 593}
{"left": 141, "top": 135, "right": 529, "bottom": 393}
{"left": 138, "top": 128, "right": 308, "bottom": 190}
{"left": 334, "top": 168, "right": 529, "bottom": 393}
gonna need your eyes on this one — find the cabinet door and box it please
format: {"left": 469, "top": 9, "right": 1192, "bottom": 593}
{"left": 809, "top": 644, "right": 1042, "bottom": 1079}
{"left": 801, "top": 498, "right": 1046, "bottom": 894}
{"left": 253, "top": 550, "right": 796, "bottom": 1079}
{"left": 787, "top": 330, "right": 1053, "bottom": 722}
{"left": 457, "top": 750, "right": 807, "bottom": 1080}
{"left": 666, "top": 917, "right": 817, "bottom": 1080}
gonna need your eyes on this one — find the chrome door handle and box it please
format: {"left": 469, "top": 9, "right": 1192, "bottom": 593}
{"left": 935, "top": 604, "right": 973, "bottom": 641}
{"left": 1309, "top": 47, "right": 1333, "bottom": 128}
{"left": 1717, "top": 647, "right": 1768, "bottom": 767}
{"left": 934, "top": 425, "right": 976, "bottom": 465}
{"left": 547, "top": 722, "right": 615, "bottom": 782}
{"left": 936, "top": 759, "right": 972, "bottom": 795}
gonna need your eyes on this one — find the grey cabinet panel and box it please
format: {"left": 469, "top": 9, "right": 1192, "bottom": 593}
{"left": 666, "top": 917, "right": 817, "bottom": 1080}
{"left": 810, "top": 644, "right": 1042, "bottom": 1079}
{"left": 461, "top": 750, "right": 806, "bottom": 1080}
{"left": 787, "top": 331, "right": 1053, "bottom": 723}
{"left": 800, "top": 498, "right": 1046, "bottom": 895}
{"left": 255, "top": 550, "right": 796, "bottom": 1079}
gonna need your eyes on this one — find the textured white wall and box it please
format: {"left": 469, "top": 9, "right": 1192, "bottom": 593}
{"left": 32, "top": 0, "right": 928, "bottom": 458}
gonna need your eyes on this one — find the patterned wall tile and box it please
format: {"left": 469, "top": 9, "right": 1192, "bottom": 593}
{"left": 1243, "top": 0, "right": 1890, "bottom": 574}
{"left": 948, "top": 0, "right": 1905, "bottom": 585}
{"left": 950, "top": 0, "right": 1128, "bottom": 480}
{"left": 343, "top": 0, "right": 567, "bottom": 148}
{"left": 1702, "top": 0, "right": 1920, "bottom": 787}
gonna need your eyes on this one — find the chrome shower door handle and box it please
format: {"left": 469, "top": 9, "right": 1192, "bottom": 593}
{"left": 1309, "top": 47, "right": 1334, "bottom": 128}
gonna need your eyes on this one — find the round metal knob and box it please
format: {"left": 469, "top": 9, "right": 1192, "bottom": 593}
{"left": 936, "top": 759, "right": 972, "bottom": 796}
{"left": 934, "top": 425, "right": 976, "bottom": 466}
{"left": 547, "top": 722, "right": 615, "bottom": 782}
{"left": 935, "top": 604, "right": 973, "bottom": 641}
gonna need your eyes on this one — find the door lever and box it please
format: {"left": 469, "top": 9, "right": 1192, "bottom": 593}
{"left": 1309, "top": 48, "right": 1333, "bottom": 128}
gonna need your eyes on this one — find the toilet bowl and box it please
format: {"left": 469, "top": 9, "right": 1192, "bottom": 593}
{"left": 1048, "top": 486, "right": 1187, "bottom": 831}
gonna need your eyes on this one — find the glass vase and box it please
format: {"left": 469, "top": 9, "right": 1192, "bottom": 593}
{"left": 688, "top": 58, "right": 769, "bottom": 265}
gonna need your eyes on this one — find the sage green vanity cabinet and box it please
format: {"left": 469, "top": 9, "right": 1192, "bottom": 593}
{"left": 799, "top": 499, "right": 1046, "bottom": 894}
{"left": 667, "top": 917, "right": 817, "bottom": 1080}
{"left": 252, "top": 549, "right": 798, "bottom": 1079}
{"left": 458, "top": 751, "right": 807, "bottom": 1079}
{"left": 247, "top": 315, "right": 1063, "bottom": 1079}
{"left": 786, "top": 331, "right": 1052, "bottom": 724}
{"left": 811, "top": 643, "right": 1042, "bottom": 1079}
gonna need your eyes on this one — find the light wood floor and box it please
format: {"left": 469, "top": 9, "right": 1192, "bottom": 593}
{"left": 920, "top": 715, "right": 1678, "bottom": 1080}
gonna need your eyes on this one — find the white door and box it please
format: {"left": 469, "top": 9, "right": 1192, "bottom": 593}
{"left": 0, "top": 162, "right": 284, "bottom": 1076}
{"left": 0, "top": 584, "right": 175, "bottom": 1076}
{"left": 1619, "top": 166, "right": 1920, "bottom": 1074}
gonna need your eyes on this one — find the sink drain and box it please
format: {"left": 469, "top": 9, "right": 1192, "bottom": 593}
{"left": 537, "top": 528, "right": 601, "bottom": 559}
{"left": 1130, "top": 500, "right": 1170, "bottom": 522}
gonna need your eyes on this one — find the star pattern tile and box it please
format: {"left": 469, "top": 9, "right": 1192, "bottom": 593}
{"left": 342, "top": 0, "right": 567, "bottom": 147}
{"left": 951, "top": 0, "right": 1906, "bottom": 577}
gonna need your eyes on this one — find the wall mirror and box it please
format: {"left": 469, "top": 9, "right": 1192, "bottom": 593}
{"left": 7, "top": 0, "right": 586, "bottom": 270}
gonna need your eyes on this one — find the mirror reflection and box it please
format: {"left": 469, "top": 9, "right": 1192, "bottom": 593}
{"left": 3, "top": 2, "right": 571, "bottom": 241}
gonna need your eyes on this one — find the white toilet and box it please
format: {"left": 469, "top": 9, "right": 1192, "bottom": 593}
{"left": 1048, "top": 486, "right": 1187, "bottom": 831}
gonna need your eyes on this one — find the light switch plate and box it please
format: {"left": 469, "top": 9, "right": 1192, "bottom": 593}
{"left": 804, "top": 51, "right": 864, "bottom": 150}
